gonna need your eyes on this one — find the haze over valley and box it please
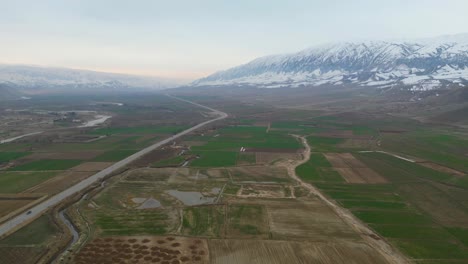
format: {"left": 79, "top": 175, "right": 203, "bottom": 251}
{"left": 1, "top": 1, "right": 468, "bottom": 264}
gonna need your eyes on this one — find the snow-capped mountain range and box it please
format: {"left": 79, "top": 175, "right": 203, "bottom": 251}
{"left": 194, "top": 34, "right": 468, "bottom": 90}
{"left": 0, "top": 64, "right": 183, "bottom": 91}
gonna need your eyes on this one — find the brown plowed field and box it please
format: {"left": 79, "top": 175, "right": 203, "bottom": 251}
{"left": 255, "top": 152, "right": 301, "bottom": 164}
{"left": 70, "top": 162, "right": 114, "bottom": 172}
{"left": 0, "top": 199, "right": 36, "bottom": 219}
{"left": 324, "top": 153, "right": 387, "bottom": 184}
{"left": 265, "top": 198, "right": 358, "bottom": 241}
{"left": 24, "top": 171, "right": 94, "bottom": 194}
{"left": 209, "top": 239, "right": 389, "bottom": 264}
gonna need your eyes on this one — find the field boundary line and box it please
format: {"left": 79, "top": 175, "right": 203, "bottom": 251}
{"left": 288, "top": 135, "right": 410, "bottom": 264}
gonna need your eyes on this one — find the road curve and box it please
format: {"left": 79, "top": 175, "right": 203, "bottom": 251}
{"left": 0, "top": 95, "right": 228, "bottom": 237}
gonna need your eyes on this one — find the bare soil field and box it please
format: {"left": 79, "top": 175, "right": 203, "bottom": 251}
{"left": 228, "top": 166, "right": 291, "bottom": 183}
{"left": 24, "top": 171, "right": 94, "bottom": 194}
{"left": 208, "top": 239, "right": 389, "bottom": 264}
{"left": 237, "top": 184, "right": 287, "bottom": 198}
{"left": 325, "top": 153, "right": 387, "bottom": 184}
{"left": 255, "top": 152, "right": 301, "bottom": 164}
{"left": 130, "top": 147, "right": 179, "bottom": 168}
{"left": 334, "top": 168, "right": 367, "bottom": 184}
{"left": 338, "top": 138, "right": 377, "bottom": 149}
{"left": 74, "top": 236, "right": 209, "bottom": 264}
{"left": 265, "top": 198, "right": 359, "bottom": 241}
{"left": 70, "top": 162, "right": 114, "bottom": 172}
{"left": 0, "top": 198, "right": 37, "bottom": 219}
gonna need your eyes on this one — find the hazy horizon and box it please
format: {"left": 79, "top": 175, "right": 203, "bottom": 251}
{"left": 2, "top": 0, "right": 468, "bottom": 81}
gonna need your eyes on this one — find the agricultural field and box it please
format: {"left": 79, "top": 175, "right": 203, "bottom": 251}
{"left": 3, "top": 92, "right": 468, "bottom": 264}
{"left": 69, "top": 109, "right": 403, "bottom": 264}
{"left": 288, "top": 111, "right": 468, "bottom": 263}
{"left": 0, "top": 94, "right": 211, "bottom": 263}
{"left": 0, "top": 215, "right": 62, "bottom": 264}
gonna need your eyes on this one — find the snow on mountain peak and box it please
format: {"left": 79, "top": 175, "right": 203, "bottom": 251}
{"left": 194, "top": 34, "right": 468, "bottom": 90}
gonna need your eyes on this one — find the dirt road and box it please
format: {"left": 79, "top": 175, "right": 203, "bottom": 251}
{"left": 283, "top": 135, "right": 410, "bottom": 264}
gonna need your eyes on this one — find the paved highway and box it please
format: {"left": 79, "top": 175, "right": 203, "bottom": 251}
{"left": 0, "top": 95, "right": 228, "bottom": 237}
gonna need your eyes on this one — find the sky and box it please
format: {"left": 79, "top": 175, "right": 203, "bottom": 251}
{"left": 1, "top": 0, "right": 468, "bottom": 81}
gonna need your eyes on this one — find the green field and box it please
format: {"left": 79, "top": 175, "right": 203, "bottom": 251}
{"left": 92, "top": 150, "right": 137, "bottom": 162}
{"left": 191, "top": 126, "right": 302, "bottom": 151}
{"left": 182, "top": 206, "right": 225, "bottom": 237}
{"left": 295, "top": 153, "right": 344, "bottom": 182}
{"left": 0, "top": 171, "right": 58, "bottom": 193}
{"left": 369, "top": 225, "right": 455, "bottom": 240}
{"left": 307, "top": 136, "right": 345, "bottom": 152}
{"left": 358, "top": 152, "right": 468, "bottom": 188}
{"left": 228, "top": 204, "right": 265, "bottom": 236}
{"left": 381, "top": 131, "right": 468, "bottom": 172}
{"left": 190, "top": 151, "right": 238, "bottom": 167}
{"left": 393, "top": 239, "right": 468, "bottom": 259}
{"left": 237, "top": 152, "right": 256, "bottom": 164}
{"left": 0, "top": 152, "right": 29, "bottom": 163}
{"left": 8, "top": 159, "right": 82, "bottom": 171}
{"left": 95, "top": 210, "right": 170, "bottom": 235}
{"left": 0, "top": 215, "right": 58, "bottom": 246}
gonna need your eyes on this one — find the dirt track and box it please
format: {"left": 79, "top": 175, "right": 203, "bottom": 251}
{"left": 283, "top": 135, "right": 410, "bottom": 264}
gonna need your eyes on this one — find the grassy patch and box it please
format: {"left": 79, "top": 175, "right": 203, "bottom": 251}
{"left": 307, "top": 136, "right": 344, "bottom": 152}
{"left": 353, "top": 210, "right": 432, "bottom": 225}
{"left": 339, "top": 200, "right": 408, "bottom": 210}
{"left": 9, "top": 159, "right": 82, "bottom": 171}
{"left": 296, "top": 153, "right": 344, "bottom": 183}
{"left": 0, "top": 171, "right": 58, "bottom": 193}
{"left": 237, "top": 152, "right": 256, "bottom": 165}
{"left": 228, "top": 204, "right": 265, "bottom": 236}
{"left": 191, "top": 126, "right": 302, "bottom": 151}
{"left": 191, "top": 151, "right": 238, "bottom": 167}
{"left": 182, "top": 206, "right": 224, "bottom": 237}
{"left": 223, "top": 184, "right": 241, "bottom": 195}
{"left": 0, "top": 152, "right": 29, "bottom": 163}
{"left": 95, "top": 210, "right": 170, "bottom": 235}
{"left": 447, "top": 228, "right": 468, "bottom": 247}
{"left": 359, "top": 152, "right": 467, "bottom": 188}
{"left": 324, "top": 190, "right": 403, "bottom": 202}
{"left": 370, "top": 225, "right": 454, "bottom": 240}
{"left": 393, "top": 239, "right": 468, "bottom": 259}
{"left": 0, "top": 215, "right": 58, "bottom": 245}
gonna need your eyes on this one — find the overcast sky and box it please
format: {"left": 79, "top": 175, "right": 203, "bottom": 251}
{"left": 1, "top": 0, "right": 467, "bottom": 81}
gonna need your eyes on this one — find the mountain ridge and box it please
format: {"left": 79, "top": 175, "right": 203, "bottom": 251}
{"left": 193, "top": 34, "right": 468, "bottom": 90}
{"left": 0, "top": 64, "right": 184, "bottom": 91}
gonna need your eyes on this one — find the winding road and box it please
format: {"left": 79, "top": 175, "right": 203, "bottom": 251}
{"left": 0, "top": 95, "right": 228, "bottom": 238}
{"left": 285, "top": 135, "right": 409, "bottom": 264}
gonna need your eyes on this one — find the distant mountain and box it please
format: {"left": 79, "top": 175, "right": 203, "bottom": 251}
{"left": 0, "top": 64, "right": 184, "bottom": 92}
{"left": 0, "top": 83, "right": 22, "bottom": 100}
{"left": 194, "top": 34, "right": 468, "bottom": 90}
